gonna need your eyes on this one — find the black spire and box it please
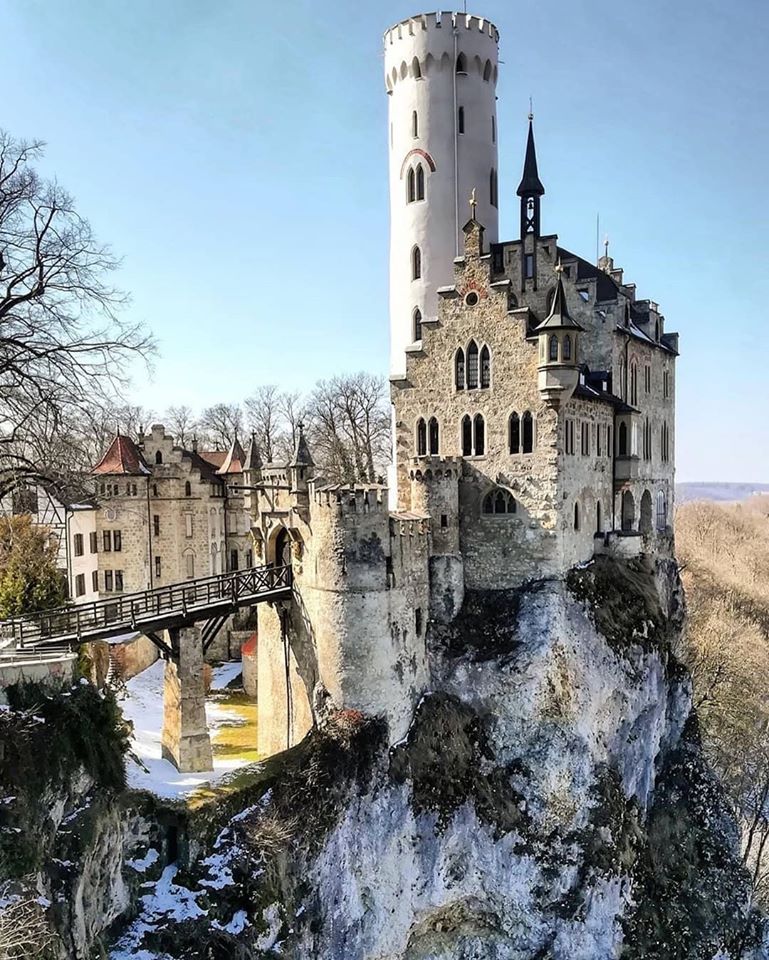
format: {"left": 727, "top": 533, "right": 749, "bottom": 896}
{"left": 517, "top": 115, "right": 545, "bottom": 199}
{"left": 518, "top": 113, "right": 545, "bottom": 291}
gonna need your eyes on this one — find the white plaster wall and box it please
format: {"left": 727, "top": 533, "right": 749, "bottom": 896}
{"left": 385, "top": 12, "right": 499, "bottom": 374}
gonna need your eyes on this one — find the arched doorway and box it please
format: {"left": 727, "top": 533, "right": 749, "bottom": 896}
{"left": 621, "top": 490, "right": 635, "bottom": 532}
{"left": 640, "top": 490, "right": 653, "bottom": 535}
{"left": 274, "top": 527, "right": 291, "bottom": 568}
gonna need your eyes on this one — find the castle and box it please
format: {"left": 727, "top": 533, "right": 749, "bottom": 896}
{"left": 250, "top": 11, "right": 678, "bottom": 757}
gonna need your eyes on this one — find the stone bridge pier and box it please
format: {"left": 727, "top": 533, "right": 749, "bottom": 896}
{"left": 161, "top": 626, "right": 213, "bottom": 773}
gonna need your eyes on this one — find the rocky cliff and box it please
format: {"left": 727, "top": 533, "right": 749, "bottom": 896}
{"left": 106, "top": 554, "right": 767, "bottom": 960}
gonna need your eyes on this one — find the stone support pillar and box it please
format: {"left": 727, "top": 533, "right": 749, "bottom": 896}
{"left": 161, "top": 626, "right": 213, "bottom": 773}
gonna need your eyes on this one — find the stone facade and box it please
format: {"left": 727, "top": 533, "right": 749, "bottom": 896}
{"left": 250, "top": 115, "right": 678, "bottom": 760}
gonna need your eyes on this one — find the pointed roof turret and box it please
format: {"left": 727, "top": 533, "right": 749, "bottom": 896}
{"left": 92, "top": 435, "right": 150, "bottom": 476}
{"left": 244, "top": 432, "right": 263, "bottom": 472}
{"left": 535, "top": 263, "right": 583, "bottom": 331}
{"left": 289, "top": 422, "right": 314, "bottom": 468}
{"left": 217, "top": 435, "right": 246, "bottom": 475}
{"left": 516, "top": 115, "right": 545, "bottom": 198}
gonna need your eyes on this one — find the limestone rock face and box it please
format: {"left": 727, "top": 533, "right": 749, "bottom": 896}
{"left": 108, "top": 556, "right": 767, "bottom": 959}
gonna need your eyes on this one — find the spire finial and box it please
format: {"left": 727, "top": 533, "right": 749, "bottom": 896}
{"left": 604, "top": 235, "right": 610, "bottom": 259}
{"left": 469, "top": 187, "right": 477, "bottom": 220}
{"left": 528, "top": 96, "right": 533, "bottom": 121}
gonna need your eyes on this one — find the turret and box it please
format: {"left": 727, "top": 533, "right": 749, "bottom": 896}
{"left": 517, "top": 114, "right": 545, "bottom": 291}
{"left": 384, "top": 12, "right": 500, "bottom": 375}
{"left": 534, "top": 264, "right": 583, "bottom": 408}
{"left": 288, "top": 422, "right": 314, "bottom": 495}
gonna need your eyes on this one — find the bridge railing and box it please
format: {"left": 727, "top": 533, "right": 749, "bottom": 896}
{"left": 1, "top": 564, "right": 292, "bottom": 649}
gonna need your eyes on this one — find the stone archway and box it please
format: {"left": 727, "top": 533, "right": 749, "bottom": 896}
{"left": 621, "top": 490, "right": 635, "bottom": 532}
{"left": 273, "top": 526, "right": 292, "bottom": 568}
{"left": 640, "top": 490, "right": 653, "bottom": 535}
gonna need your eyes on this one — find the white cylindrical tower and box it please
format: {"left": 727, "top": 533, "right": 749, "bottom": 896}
{"left": 384, "top": 12, "right": 500, "bottom": 375}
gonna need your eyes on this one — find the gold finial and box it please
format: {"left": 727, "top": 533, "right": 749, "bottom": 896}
{"left": 469, "top": 187, "right": 477, "bottom": 219}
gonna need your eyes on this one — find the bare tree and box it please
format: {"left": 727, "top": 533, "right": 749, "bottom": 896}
{"left": 0, "top": 889, "right": 59, "bottom": 958}
{"left": 198, "top": 402, "right": 243, "bottom": 449}
{"left": 164, "top": 404, "right": 197, "bottom": 447}
{"left": 305, "top": 373, "right": 390, "bottom": 484}
{"left": 0, "top": 131, "right": 154, "bottom": 497}
{"left": 245, "top": 385, "right": 284, "bottom": 463}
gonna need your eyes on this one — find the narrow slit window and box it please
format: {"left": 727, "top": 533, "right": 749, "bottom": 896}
{"left": 411, "top": 245, "right": 421, "bottom": 280}
{"left": 413, "top": 307, "right": 422, "bottom": 341}
{"left": 509, "top": 412, "right": 520, "bottom": 454}
{"left": 416, "top": 164, "right": 425, "bottom": 200}
{"left": 473, "top": 414, "right": 485, "bottom": 456}
{"left": 428, "top": 417, "right": 439, "bottom": 455}
{"left": 522, "top": 412, "right": 534, "bottom": 454}
{"left": 416, "top": 418, "right": 427, "bottom": 456}
{"left": 480, "top": 345, "right": 491, "bottom": 388}
{"left": 461, "top": 415, "right": 472, "bottom": 456}
{"left": 412, "top": 110, "right": 419, "bottom": 137}
{"left": 458, "top": 106, "right": 465, "bottom": 134}
{"left": 455, "top": 348, "right": 465, "bottom": 389}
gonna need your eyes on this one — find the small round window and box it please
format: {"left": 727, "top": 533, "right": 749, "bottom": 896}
{"left": 465, "top": 291, "right": 479, "bottom": 306}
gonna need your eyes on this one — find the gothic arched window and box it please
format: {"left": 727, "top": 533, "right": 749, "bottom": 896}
{"left": 522, "top": 411, "right": 534, "bottom": 454}
{"left": 473, "top": 414, "right": 485, "bottom": 456}
{"left": 509, "top": 412, "right": 520, "bottom": 454}
{"left": 411, "top": 245, "right": 421, "bottom": 280}
{"left": 456, "top": 53, "right": 467, "bottom": 74}
{"left": 455, "top": 348, "right": 465, "bottom": 390}
{"left": 563, "top": 335, "right": 572, "bottom": 361}
{"left": 155, "top": 450, "right": 163, "bottom": 465}
{"left": 407, "top": 168, "right": 416, "bottom": 203}
{"left": 428, "top": 417, "right": 439, "bottom": 455}
{"left": 483, "top": 59, "right": 492, "bottom": 81}
{"left": 467, "top": 341, "right": 479, "bottom": 389}
{"left": 483, "top": 488, "right": 516, "bottom": 515}
{"left": 549, "top": 335, "right": 559, "bottom": 362}
{"left": 413, "top": 307, "right": 422, "bottom": 342}
{"left": 461, "top": 415, "right": 472, "bottom": 456}
{"left": 416, "top": 164, "right": 425, "bottom": 200}
{"left": 480, "top": 345, "right": 491, "bottom": 388}
{"left": 412, "top": 57, "right": 421, "bottom": 79}
{"left": 416, "top": 418, "right": 427, "bottom": 456}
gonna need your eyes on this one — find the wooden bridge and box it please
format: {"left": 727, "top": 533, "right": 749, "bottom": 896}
{"left": 0, "top": 564, "right": 292, "bottom": 655}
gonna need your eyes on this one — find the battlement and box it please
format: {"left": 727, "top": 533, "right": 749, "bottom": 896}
{"left": 384, "top": 12, "right": 499, "bottom": 46}
{"left": 409, "top": 457, "right": 462, "bottom": 482}
{"left": 311, "top": 483, "right": 389, "bottom": 515}
{"left": 390, "top": 512, "right": 431, "bottom": 537}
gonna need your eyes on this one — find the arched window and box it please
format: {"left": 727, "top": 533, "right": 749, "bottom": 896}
{"left": 596, "top": 501, "right": 603, "bottom": 534}
{"left": 413, "top": 307, "right": 422, "bottom": 342}
{"left": 412, "top": 57, "right": 421, "bottom": 79}
{"left": 656, "top": 491, "right": 667, "bottom": 531}
{"left": 549, "top": 335, "right": 559, "bottom": 362}
{"left": 563, "top": 335, "right": 572, "bottom": 361}
{"left": 509, "top": 413, "right": 520, "bottom": 454}
{"left": 480, "top": 345, "right": 491, "bottom": 388}
{"left": 630, "top": 362, "right": 638, "bottom": 406}
{"left": 461, "top": 415, "right": 472, "bottom": 455}
{"left": 456, "top": 52, "right": 467, "bottom": 74}
{"left": 411, "top": 245, "right": 421, "bottom": 280}
{"left": 407, "top": 167, "right": 416, "bottom": 203}
{"left": 489, "top": 168, "right": 498, "bottom": 207}
{"left": 455, "top": 348, "right": 465, "bottom": 390}
{"left": 416, "top": 418, "right": 427, "bottom": 456}
{"left": 467, "top": 341, "right": 479, "bottom": 389}
{"left": 619, "top": 422, "right": 628, "bottom": 456}
{"left": 574, "top": 502, "right": 580, "bottom": 531}
{"left": 185, "top": 481, "right": 191, "bottom": 497}
{"left": 155, "top": 450, "right": 163, "bottom": 464}
{"left": 458, "top": 106, "right": 465, "bottom": 134}
{"left": 428, "top": 417, "right": 439, "bottom": 455}
{"left": 412, "top": 110, "right": 418, "bottom": 138}
{"left": 483, "top": 488, "right": 516, "bottom": 515}
{"left": 483, "top": 59, "right": 492, "bottom": 81}
{"left": 416, "top": 164, "right": 425, "bottom": 201}
{"left": 522, "top": 411, "right": 534, "bottom": 454}
{"left": 473, "top": 414, "right": 485, "bottom": 456}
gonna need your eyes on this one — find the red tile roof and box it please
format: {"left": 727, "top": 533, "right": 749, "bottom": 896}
{"left": 92, "top": 435, "right": 150, "bottom": 476}
{"left": 200, "top": 450, "right": 227, "bottom": 469}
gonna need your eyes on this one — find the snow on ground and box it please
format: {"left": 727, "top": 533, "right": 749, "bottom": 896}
{"left": 117, "top": 660, "right": 252, "bottom": 800}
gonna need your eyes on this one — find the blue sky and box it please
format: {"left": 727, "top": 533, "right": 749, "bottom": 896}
{"left": 4, "top": 0, "right": 768, "bottom": 481}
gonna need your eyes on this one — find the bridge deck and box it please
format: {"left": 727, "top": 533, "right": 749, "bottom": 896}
{"left": 0, "top": 564, "right": 292, "bottom": 650}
